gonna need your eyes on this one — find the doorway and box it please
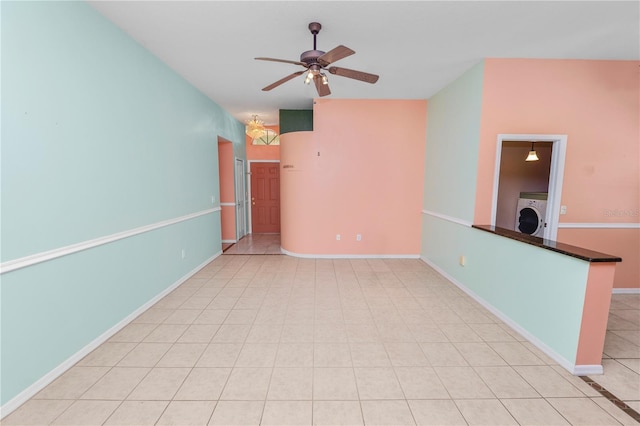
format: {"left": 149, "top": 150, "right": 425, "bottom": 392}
{"left": 235, "top": 158, "right": 248, "bottom": 241}
{"left": 492, "top": 134, "right": 567, "bottom": 240}
{"left": 249, "top": 161, "right": 281, "bottom": 234}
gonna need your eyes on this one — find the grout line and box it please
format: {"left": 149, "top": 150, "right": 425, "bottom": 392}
{"left": 579, "top": 375, "right": 640, "bottom": 422}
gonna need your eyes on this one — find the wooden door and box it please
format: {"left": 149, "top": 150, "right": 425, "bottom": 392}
{"left": 250, "top": 162, "right": 280, "bottom": 233}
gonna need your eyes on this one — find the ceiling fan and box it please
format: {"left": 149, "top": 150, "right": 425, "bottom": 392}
{"left": 255, "top": 22, "right": 379, "bottom": 97}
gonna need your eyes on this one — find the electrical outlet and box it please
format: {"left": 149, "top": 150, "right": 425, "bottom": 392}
{"left": 560, "top": 205, "right": 567, "bottom": 215}
{"left": 356, "top": 234, "right": 362, "bottom": 241}
{"left": 459, "top": 255, "right": 466, "bottom": 266}
{"left": 336, "top": 234, "right": 341, "bottom": 241}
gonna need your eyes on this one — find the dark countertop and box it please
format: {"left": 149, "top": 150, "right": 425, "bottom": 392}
{"left": 472, "top": 225, "right": 622, "bottom": 263}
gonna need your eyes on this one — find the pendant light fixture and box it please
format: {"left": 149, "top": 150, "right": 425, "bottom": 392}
{"left": 525, "top": 142, "right": 539, "bottom": 162}
{"left": 245, "top": 115, "right": 267, "bottom": 139}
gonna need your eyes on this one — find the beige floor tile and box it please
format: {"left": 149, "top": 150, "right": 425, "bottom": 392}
{"left": 617, "top": 358, "right": 640, "bottom": 374}
{"left": 220, "top": 367, "right": 272, "bottom": 400}
{"left": 208, "top": 400, "right": 264, "bottom": 425}
{"left": 34, "top": 366, "right": 109, "bottom": 399}
{"left": 127, "top": 367, "right": 189, "bottom": 400}
{"left": 179, "top": 296, "right": 215, "bottom": 310}
{"left": 514, "top": 366, "right": 585, "bottom": 397}
{"left": 275, "top": 342, "right": 314, "bottom": 367}
{"left": 454, "top": 342, "right": 507, "bottom": 366}
{"left": 51, "top": 400, "right": 120, "bottom": 425}
{"left": 2, "top": 400, "right": 74, "bottom": 425}
{"left": 377, "top": 323, "right": 417, "bottom": 342}
{"left": 193, "top": 309, "right": 229, "bottom": 325}
{"left": 408, "top": 324, "right": 450, "bottom": 342}
{"left": 315, "top": 323, "right": 349, "bottom": 342}
{"left": 314, "top": 342, "right": 352, "bottom": 367}
{"left": 104, "top": 400, "right": 168, "bottom": 425}
{"left": 313, "top": 401, "right": 364, "bottom": 425}
{"left": 434, "top": 366, "right": 495, "bottom": 399}
{"left": 143, "top": 324, "right": 189, "bottom": 343}
{"left": 550, "top": 366, "right": 602, "bottom": 397}
{"left": 420, "top": 342, "right": 468, "bottom": 366}
{"left": 313, "top": 367, "right": 359, "bottom": 400}
{"left": 195, "top": 343, "right": 242, "bottom": 367}
{"left": 346, "top": 323, "right": 380, "bottom": 342}
{"left": 593, "top": 359, "right": 640, "bottom": 401}
{"left": 547, "top": 397, "right": 623, "bottom": 425}
{"left": 469, "top": 323, "right": 517, "bottom": 342}
{"left": 360, "top": 400, "right": 416, "bottom": 426}
{"left": 211, "top": 324, "right": 250, "bottom": 343}
{"left": 224, "top": 309, "right": 258, "bottom": 324}
{"left": 177, "top": 324, "right": 220, "bottom": 343}
{"left": 80, "top": 367, "right": 149, "bottom": 400}
{"left": 281, "top": 323, "right": 315, "bottom": 342}
{"left": 604, "top": 333, "right": 640, "bottom": 359}
{"left": 385, "top": 342, "right": 429, "bottom": 366}
{"left": 286, "top": 308, "right": 315, "bottom": 324}
{"left": 408, "top": 399, "right": 466, "bottom": 425}
{"left": 455, "top": 399, "right": 517, "bottom": 425}
{"left": 163, "top": 309, "right": 202, "bottom": 324}
{"left": 77, "top": 342, "right": 137, "bottom": 367}
{"left": 261, "top": 400, "right": 312, "bottom": 425}
{"left": 354, "top": 367, "right": 405, "bottom": 399}
{"left": 474, "top": 366, "right": 540, "bottom": 398}
{"left": 440, "top": 324, "right": 483, "bottom": 343}
{"left": 208, "top": 296, "right": 239, "bottom": 310}
{"left": 501, "top": 398, "right": 569, "bottom": 425}
{"left": 173, "top": 367, "right": 230, "bottom": 400}
{"left": 350, "top": 342, "right": 391, "bottom": 367}
{"left": 245, "top": 324, "right": 282, "bottom": 343}
{"left": 267, "top": 367, "right": 313, "bottom": 400}
{"left": 591, "top": 397, "right": 640, "bottom": 426}
{"left": 155, "top": 400, "right": 216, "bottom": 425}
{"left": 343, "top": 309, "right": 375, "bottom": 324}
{"left": 395, "top": 366, "right": 450, "bottom": 399}
{"left": 488, "top": 341, "right": 545, "bottom": 366}
{"left": 156, "top": 343, "right": 207, "bottom": 367}
{"left": 117, "top": 342, "right": 172, "bottom": 367}
{"left": 234, "top": 343, "right": 278, "bottom": 367}
{"left": 109, "top": 323, "right": 157, "bottom": 342}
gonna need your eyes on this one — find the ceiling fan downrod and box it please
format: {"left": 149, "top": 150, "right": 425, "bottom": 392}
{"left": 309, "top": 22, "right": 321, "bottom": 50}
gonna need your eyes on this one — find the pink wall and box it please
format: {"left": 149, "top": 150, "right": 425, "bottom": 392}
{"left": 475, "top": 59, "right": 639, "bottom": 288}
{"left": 280, "top": 99, "right": 427, "bottom": 256}
{"left": 217, "top": 140, "right": 236, "bottom": 241}
{"left": 246, "top": 125, "right": 280, "bottom": 161}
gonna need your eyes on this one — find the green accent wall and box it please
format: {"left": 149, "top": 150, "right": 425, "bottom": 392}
{"left": 1, "top": 1, "right": 244, "bottom": 406}
{"left": 279, "top": 109, "right": 313, "bottom": 134}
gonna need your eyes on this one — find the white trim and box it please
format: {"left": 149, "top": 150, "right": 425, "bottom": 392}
{"left": 0, "top": 208, "right": 221, "bottom": 275}
{"left": 222, "top": 239, "right": 237, "bottom": 244}
{"left": 420, "top": 255, "right": 598, "bottom": 376}
{"left": 281, "top": 248, "right": 420, "bottom": 259}
{"left": 613, "top": 288, "right": 640, "bottom": 294}
{"left": 558, "top": 223, "right": 640, "bottom": 229}
{"left": 421, "top": 210, "right": 472, "bottom": 227}
{"left": 0, "top": 251, "right": 222, "bottom": 419}
{"left": 220, "top": 203, "right": 236, "bottom": 207}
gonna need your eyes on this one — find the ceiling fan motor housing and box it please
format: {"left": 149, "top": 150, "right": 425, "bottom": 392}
{"left": 300, "top": 50, "right": 325, "bottom": 65}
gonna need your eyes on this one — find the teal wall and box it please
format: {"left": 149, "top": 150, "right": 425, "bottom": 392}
{"left": 1, "top": 1, "right": 244, "bottom": 405}
{"left": 423, "top": 62, "right": 484, "bottom": 222}
{"left": 421, "top": 61, "right": 588, "bottom": 366}
{"left": 279, "top": 109, "right": 313, "bottom": 134}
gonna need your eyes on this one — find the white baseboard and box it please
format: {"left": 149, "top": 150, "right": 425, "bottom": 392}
{"left": 222, "top": 240, "right": 237, "bottom": 244}
{"left": 419, "top": 256, "right": 596, "bottom": 376}
{"left": 612, "top": 288, "right": 640, "bottom": 294}
{"left": 281, "top": 248, "right": 420, "bottom": 259}
{"left": 0, "top": 251, "right": 221, "bottom": 420}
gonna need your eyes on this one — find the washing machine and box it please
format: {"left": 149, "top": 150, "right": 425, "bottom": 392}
{"left": 515, "top": 192, "right": 547, "bottom": 237}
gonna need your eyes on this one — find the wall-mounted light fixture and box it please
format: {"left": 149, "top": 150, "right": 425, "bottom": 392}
{"left": 525, "top": 142, "right": 539, "bottom": 162}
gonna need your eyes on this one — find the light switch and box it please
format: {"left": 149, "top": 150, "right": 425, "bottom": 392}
{"left": 560, "top": 205, "right": 567, "bottom": 215}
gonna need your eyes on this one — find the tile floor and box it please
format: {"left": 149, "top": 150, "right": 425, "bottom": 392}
{"left": 223, "top": 234, "right": 282, "bottom": 255}
{"left": 3, "top": 251, "right": 639, "bottom": 425}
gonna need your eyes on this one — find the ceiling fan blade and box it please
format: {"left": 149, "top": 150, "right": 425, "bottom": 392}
{"left": 317, "top": 45, "right": 355, "bottom": 67}
{"left": 328, "top": 66, "right": 379, "bottom": 84}
{"left": 255, "top": 57, "right": 307, "bottom": 67}
{"left": 313, "top": 74, "right": 331, "bottom": 97}
{"left": 262, "top": 71, "right": 305, "bottom": 91}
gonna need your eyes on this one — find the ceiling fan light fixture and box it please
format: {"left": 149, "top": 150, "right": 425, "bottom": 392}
{"left": 304, "top": 70, "right": 313, "bottom": 85}
{"left": 525, "top": 142, "right": 539, "bottom": 162}
{"left": 321, "top": 73, "right": 328, "bottom": 85}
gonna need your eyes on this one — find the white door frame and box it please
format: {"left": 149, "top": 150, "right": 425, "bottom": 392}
{"left": 247, "top": 160, "right": 280, "bottom": 234}
{"left": 491, "top": 134, "right": 567, "bottom": 241}
{"left": 235, "top": 158, "right": 248, "bottom": 240}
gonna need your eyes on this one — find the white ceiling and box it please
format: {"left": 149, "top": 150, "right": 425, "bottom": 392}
{"left": 89, "top": 1, "right": 639, "bottom": 126}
